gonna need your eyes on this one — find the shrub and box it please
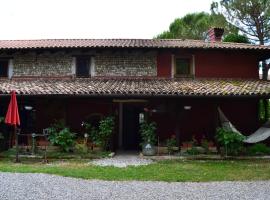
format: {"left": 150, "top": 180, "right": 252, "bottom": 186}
{"left": 140, "top": 121, "right": 157, "bottom": 145}
{"left": 82, "top": 116, "right": 115, "bottom": 150}
{"left": 215, "top": 127, "right": 245, "bottom": 156}
{"left": 83, "top": 122, "right": 99, "bottom": 145}
{"left": 74, "top": 143, "right": 88, "bottom": 154}
{"left": 223, "top": 33, "right": 250, "bottom": 43}
{"left": 248, "top": 143, "right": 270, "bottom": 156}
{"left": 186, "top": 147, "right": 200, "bottom": 155}
{"left": 201, "top": 138, "right": 210, "bottom": 154}
{"left": 0, "top": 132, "right": 4, "bottom": 140}
{"left": 96, "top": 116, "right": 115, "bottom": 150}
{"left": 48, "top": 120, "right": 76, "bottom": 152}
{"left": 166, "top": 135, "right": 177, "bottom": 154}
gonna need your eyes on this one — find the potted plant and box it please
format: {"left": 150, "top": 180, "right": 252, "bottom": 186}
{"left": 140, "top": 121, "right": 157, "bottom": 156}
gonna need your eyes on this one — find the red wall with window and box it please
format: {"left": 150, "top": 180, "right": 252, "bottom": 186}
{"left": 156, "top": 50, "right": 259, "bottom": 78}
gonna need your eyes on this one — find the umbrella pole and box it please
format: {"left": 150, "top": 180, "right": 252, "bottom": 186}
{"left": 15, "top": 126, "right": 20, "bottom": 163}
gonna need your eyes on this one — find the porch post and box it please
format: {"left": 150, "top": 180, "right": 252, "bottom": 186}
{"left": 118, "top": 102, "right": 123, "bottom": 149}
{"left": 175, "top": 104, "right": 181, "bottom": 146}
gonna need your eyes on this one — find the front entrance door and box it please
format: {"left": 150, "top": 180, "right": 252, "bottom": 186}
{"left": 122, "top": 105, "right": 141, "bottom": 150}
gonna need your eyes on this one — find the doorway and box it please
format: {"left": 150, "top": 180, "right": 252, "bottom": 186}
{"left": 122, "top": 104, "right": 142, "bottom": 150}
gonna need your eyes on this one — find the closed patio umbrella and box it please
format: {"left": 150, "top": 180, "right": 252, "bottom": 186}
{"left": 5, "top": 91, "right": 20, "bottom": 162}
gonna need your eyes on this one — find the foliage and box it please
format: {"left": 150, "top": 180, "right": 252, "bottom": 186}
{"left": 212, "top": 0, "right": 270, "bottom": 44}
{"left": 248, "top": 143, "right": 270, "bottom": 155}
{"left": 212, "top": 0, "right": 270, "bottom": 80}
{"left": 95, "top": 116, "right": 115, "bottom": 150}
{"left": 166, "top": 135, "right": 177, "bottom": 154}
{"left": 223, "top": 33, "right": 250, "bottom": 43}
{"left": 82, "top": 117, "right": 115, "bottom": 150}
{"left": 216, "top": 127, "right": 245, "bottom": 156}
{"left": 83, "top": 122, "right": 99, "bottom": 144}
{"left": 47, "top": 120, "right": 76, "bottom": 152}
{"left": 259, "top": 99, "right": 270, "bottom": 122}
{"left": 155, "top": 12, "right": 237, "bottom": 39}
{"left": 140, "top": 121, "right": 157, "bottom": 145}
{"left": 74, "top": 143, "right": 89, "bottom": 154}
{"left": 0, "top": 117, "right": 4, "bottom": 123}
{"left": 201, "top": 138, "right": 210, "bottom": 154}
{"left": 186, "top": 147, "right": 200, "bottom": 155}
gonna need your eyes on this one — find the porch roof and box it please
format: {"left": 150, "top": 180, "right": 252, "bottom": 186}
{"left": 0, "top": 78, "right": 269, "bottom": 97}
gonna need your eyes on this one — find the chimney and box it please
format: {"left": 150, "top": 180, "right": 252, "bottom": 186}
{"left": 207, "top": 27, "right": 224, "bottom": 42}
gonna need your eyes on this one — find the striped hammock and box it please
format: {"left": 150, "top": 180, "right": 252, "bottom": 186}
{"left": 218, "top": 107, "right": 270, "bottom": 143}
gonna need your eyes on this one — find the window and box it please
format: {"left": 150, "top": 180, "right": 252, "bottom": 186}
{"left": 174, "top": 57, "right": 192, "bottom": 77}
{"left": 76, "top": 57, "right": 90, "bottom": 77}
{"left": 0, "top": 60, "right": 8, "bottom": 78}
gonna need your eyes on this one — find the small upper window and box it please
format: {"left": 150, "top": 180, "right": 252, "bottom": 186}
{"left": 0, "top": 60, "right": 8, "bottom": 78}
{"left": 76, "top": 57, "right": 90, "bottom": 77}
{"left": 174, "top": 57, "right": 192, "bottom": 77}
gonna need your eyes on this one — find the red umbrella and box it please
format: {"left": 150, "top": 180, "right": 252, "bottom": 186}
{"left": 5, "top": 91, "right": 20, "bottom": 162}
{"left": 5, "top": 91, "right": 20, "bottom": 126}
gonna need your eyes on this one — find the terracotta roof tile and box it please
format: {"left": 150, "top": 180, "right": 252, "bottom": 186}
{"left": 0, "top": 78, "right": 269, "bottom": 97}
{"left": 0, "top": 39, "right": 269, "bottom": 51}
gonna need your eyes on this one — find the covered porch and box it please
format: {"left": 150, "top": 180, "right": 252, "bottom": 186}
{"left": 0, "top": 78, "right": 268, "bottom": 151}
{"left": 0, "top": 96, "right": 261, "bottom": 151}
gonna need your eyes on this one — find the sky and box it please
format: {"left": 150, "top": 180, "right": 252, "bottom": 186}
{"left": 0, "top": 0, "right": 214, "bottom": 40}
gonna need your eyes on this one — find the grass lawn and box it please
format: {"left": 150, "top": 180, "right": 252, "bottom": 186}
{"left": 0, "top": 158, "right": 269, "bottom": 182}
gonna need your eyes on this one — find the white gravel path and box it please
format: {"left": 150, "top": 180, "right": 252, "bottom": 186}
{"left": 0, "top": 172, "right": 269, "bottom": 200}
{"left": 91, "top": 154, "right": 154, "bottom": 167}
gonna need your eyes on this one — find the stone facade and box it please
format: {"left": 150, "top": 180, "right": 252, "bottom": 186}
{"left": 94, "top": 54, "right": 157, "bottom": 76}
{"left": 11, "top": 51, "right": 157, "bottom": 77}
{"left": 13, "top": 52, "right": 73, "bottom": 77}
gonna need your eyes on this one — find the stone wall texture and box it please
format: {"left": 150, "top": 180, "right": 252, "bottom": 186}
{"left": 94, "top": 54, "right": 157, "bottom": 76}
{"left": 12, "top": 52, "right": 157, "bottom": 77}
{"left": 13, "top": 53, "right": 73, "bottom": 76}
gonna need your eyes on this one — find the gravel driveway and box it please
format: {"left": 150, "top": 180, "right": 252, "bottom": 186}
{"left": 0, "top": 172, "right": 269, "bottom": 200}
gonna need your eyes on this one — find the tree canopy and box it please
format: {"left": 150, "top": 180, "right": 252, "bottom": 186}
{"left": 211, "top": 0, "right": 270, "bottom": 79}
{"left": 223, "top": 33, "right": 250, "bottom": 43}
{"left": 211, "top": 0, "right": 270, "bottom": 45}
{"left": 155, "top": 12, "right": 237, "bottom": 39}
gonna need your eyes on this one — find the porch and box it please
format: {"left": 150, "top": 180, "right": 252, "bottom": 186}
{"left": 0, "top": 95, "right": 261, "bottom": 151}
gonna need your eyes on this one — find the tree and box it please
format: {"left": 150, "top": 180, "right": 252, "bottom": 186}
{"left": 212, "top": 0, "right": 270, "bottom": 121}
{"left": 211, "top": 0, "right": 270, "bottom": 79}
{"left": 155, "top": 12, "right": 237, "bottom": 39}
{"left": 223, "top": 33, "right": 250, "bottom": 43}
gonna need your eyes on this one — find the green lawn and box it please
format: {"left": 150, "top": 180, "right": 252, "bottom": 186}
{"left": 0, "top": 158, "right": 269, "bottom": 182}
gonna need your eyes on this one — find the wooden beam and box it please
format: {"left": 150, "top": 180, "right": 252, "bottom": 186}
{"left": 113, "top": 99, "right": 148, "bottom": 103}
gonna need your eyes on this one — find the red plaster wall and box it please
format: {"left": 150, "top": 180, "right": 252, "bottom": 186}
{"left": 35, "top": 98, "right": 115, "bottom": 133}
{"left": 149, "top": 98, "right": 259, "bottom": 144}
{"left": 195, "top": 51, "right": 259, "bottom": 78}
{"left": 66, "top": 99, "right": 115, "bottom": 133}
{"left": 156, "top": 50, "right": 259, "bottom": 78}
{"left": 157, "top": 52, "right": 171, "bottom": 77}
{"left": 219, "top": 99, "right": 260, "bottom": 134}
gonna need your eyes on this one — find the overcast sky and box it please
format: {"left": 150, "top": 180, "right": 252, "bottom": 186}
{"left": 1, "top": 0, "right": 213, "bottom": 40}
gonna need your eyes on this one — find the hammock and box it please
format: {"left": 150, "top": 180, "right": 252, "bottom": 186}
{"left": 218, "top": 107, "right": 270, "bottom": 143}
